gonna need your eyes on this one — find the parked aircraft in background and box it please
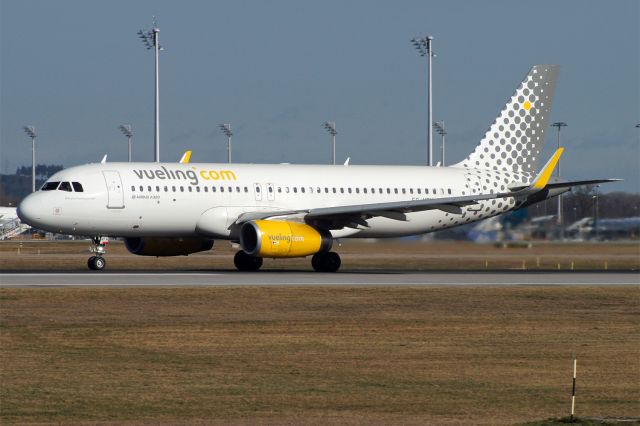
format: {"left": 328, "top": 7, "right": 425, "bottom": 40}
{"left": 17, "top": 65, "right": 618, "bottom": 271}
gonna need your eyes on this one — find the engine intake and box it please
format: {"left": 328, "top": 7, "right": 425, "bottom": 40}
{"left": 240, "top": 220, "right": 332, "bottom": 258}
{"left": 124, "top": 237, "right": 214, "bottom": 256}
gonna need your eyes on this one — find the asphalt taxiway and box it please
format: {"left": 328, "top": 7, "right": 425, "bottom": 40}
{"left": 0, "top": 271, "right": 638, "bottom": 287}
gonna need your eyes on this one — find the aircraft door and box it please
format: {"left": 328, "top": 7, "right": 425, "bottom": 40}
{"left": 103, "top": 171, "right": 125, "bottom": 209}
{"left": 254, "top": 183, "right": 263, "bottom": 201}
{"left": 266, "top": 183, "right": 275, "bottom": 201}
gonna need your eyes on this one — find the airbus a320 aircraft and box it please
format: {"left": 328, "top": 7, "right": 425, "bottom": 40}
{"left": 17, "top": 65, "right": 617, "bottom": 272}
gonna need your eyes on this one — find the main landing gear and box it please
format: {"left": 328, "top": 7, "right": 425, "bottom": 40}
{"left": 88, "top": 236, "right": 108, "bottom": 271}
{"left": 233, "top": 250, "right": 342, "bottom": 272}
{"left": 311, "top": 252, "right": 341, "bottom": 272}
{"left": 234, "top": 250, "right": 263, "bottom": 271}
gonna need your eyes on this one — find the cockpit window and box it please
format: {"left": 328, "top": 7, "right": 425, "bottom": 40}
{"left": 41, "top": 181, "right": 60, "bottom": 191}
{"left": 59, "top": 182, "right": 72, "bottom": 192}
{"left": 72, "top": 182, "right": 84, "bottom": 192}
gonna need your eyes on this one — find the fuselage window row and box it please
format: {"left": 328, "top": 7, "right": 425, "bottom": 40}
{"left": 128, "top": 183, "right": 453, "bottom": 197}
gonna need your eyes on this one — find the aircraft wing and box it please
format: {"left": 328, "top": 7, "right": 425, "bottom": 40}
{"left": 233, "top": 192, "right": 514, "bottom": 230}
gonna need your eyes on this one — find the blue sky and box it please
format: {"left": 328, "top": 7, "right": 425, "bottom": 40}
{"left": 1, "top": 0, "right": 638, "bottom": 192}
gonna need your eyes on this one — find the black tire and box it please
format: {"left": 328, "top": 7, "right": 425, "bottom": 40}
{"left": 311, "top": 252, "right": 341, "bottom": 272}
{"left": 323, "top": 252, "right": 341, "bottom": 272}
{"left": 311, "top": 253, "right": 323, "bottom": 271}
{"left": 234, "top": 250, "right": 263, "bottom": 271}
{"left": 93, "top": 256, "right": 106, "bottom": 271}
{"left": 88, "top": 256, "right": 97, "bottom": 270}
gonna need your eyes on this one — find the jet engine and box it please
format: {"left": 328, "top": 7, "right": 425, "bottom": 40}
{"left": 124, "top": 237, "right": 214, "bottom": 256}
{"left": 239, "top": 220, "right": 332, "bottom": 258}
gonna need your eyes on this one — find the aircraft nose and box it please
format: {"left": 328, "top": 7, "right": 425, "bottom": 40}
{"left": 17, "top": 193, "right": 43, "bottom": 226}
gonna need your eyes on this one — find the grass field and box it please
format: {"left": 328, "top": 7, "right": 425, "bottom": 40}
{"left": 1, "top": 286, "right": 638, "bottom": 424}
{"left": 1, "top": 240, "right": 639, "bottom": 271}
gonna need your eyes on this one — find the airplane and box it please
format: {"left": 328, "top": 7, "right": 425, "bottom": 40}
{"left": 17, "top": 65, "right": 618, "bottom": 272}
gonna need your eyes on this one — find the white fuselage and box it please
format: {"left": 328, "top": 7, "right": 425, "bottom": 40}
{"left": 18, "top": 161, "right": 526, "bottom": 239}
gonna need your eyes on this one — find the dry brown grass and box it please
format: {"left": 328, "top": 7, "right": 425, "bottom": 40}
{"left": 1, "top": 286, "right": 638, "bottom": 424}
{"left": 1, "top": 240, "right": 639, "bottom": 271}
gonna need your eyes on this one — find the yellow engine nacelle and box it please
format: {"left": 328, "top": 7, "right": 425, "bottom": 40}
{"left": 239, "top": 220, "right": 332, "bottom": 258}
{"left": 124, "top": 237, "right": 214, "bottom": 256}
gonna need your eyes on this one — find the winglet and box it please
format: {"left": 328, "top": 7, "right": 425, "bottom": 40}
{"left": 344, "top": 157, "right": 350, "bottom": 166}
{"left": 531, "top": 147, "right": 564, "bottom": 189}
{"left": 179, "top": 150, "right": 192, "bottom": 164}
{"left": 100, "top": 155, "right": 107, "bottom": 164}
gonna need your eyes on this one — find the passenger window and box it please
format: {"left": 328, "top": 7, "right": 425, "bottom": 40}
{"left": 363, "top": 188, "right": 367, "bottom": 194}
{"left": 348, "top": 188, "right": 352, "bottom": 194}
{"left": 172, "top": 186, "right": 176, "bottom": 192}
{"left": 236, "top": 186, "right": 240, "bottom": 192}
{"left": 268, "top": 186, "right": 273, "bottom": 193}
{"left": 196, "top": 187, "right": 200, "bottom": 192}
{"left": 402, "top": 188, "right": 406, "bottom": 194}
{"left": 448, "top": 188, "right": 452, "bottom": 194}
{"left": 140, "top": 186, "right": 144, "bottom": 192}
{"left": 212, "top": 186, "right": 216, "bottom": 192}
{"left": 255, "top": 186, "right": 259, "bottom": 193}
{"left": 204, "top": 186, "right": 208, "bottom": 192}
{"left": 165, "top": 186, "right": 168, "bottom": 192}
{"left": 387, "top": 188, "right": 391, "bottom": 194}
{"left": 417, "top": 188, "right": 421, "bottom": 194}
{"left": 220, "top": 187, "right": 224, "bottom": 192}
{"left": 156, "top": 186, "right": 160, "bottom": 192}
{"left": 356, "top": 188, "right": 360, "bottom": 194}
{"left": 228, "top": 186, "right": 232, "bottom": 192}
{"left": 147, "top": 186, "right": 152, "bottom": 192}
{"left": 59, "top": 182, "right": 72, "bottom": 192}
{"left": 188, "top": 187, "right": 193, "bottom": 192}
{"left": 293, "top": 187, "right": 297, "bottom": 193}
{"left": 340, "top": 188, "right": 344, "bottom": 194}
{"left": 180, "top": 186, "right": 184, "bottom": 192}
{"left": 409, "top": 188, "right": 414, "bottom": 194}
{"left": 72, "top": 182, "right": 84, "bottom": 192}
{"left": 131, "top": 186, "right": 135, "bottom": 192}
{"left": 41, "top": 181, "right": 60, "bottom": 191}
{"left": 325, "top": 188, "right": 329, "bottom": 193}
{"left": 244, "top": 187, "right": 249, "bottom": 192}
{"left": 333, "top": 188, "right": 337, "bottom": 193}
{"left": 432, "top": 189, "right": 437, "bottom": 194}
{"left": 277, "top": 187, "right": 282, "bottom": 193}
{"left": 394, "top": 188, "right": 398, "bottom": 194}
{"left": 285, "top": 187, "right": 290, "bottom": 193}
{"left": 301, "top": 187, "right": 305, "bottom": 193}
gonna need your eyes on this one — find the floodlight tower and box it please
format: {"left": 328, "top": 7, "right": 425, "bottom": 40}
{"left": 433, "top": 121, "right": 446, "bottom": 166}
{"left": 323, "top": 121, "right": 337, "bottom": 165}
{"left": 119, "top": 125, "right": 133, "bottom": 162}
{"left": 23, "top": 126, "right": 36, "bottom": 193}
{"left": 551, "top": 122, "right": 567, "bottom": 238}
{"left": 411, "top": 35, "right": 434, "bottom": 166}
{"left": 137, "top": 19, "right": 162, "bottom": 162}
{"left": 219, "top": 124, "right": 232, "bottom": 163}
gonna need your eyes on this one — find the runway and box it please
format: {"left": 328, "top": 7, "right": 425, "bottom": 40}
{"left": 1, "top": 271, "right": 638, "bottom": 287}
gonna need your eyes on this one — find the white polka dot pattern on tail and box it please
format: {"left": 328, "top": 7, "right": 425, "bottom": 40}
{"left": 457, "top": 65, "right": 559, "bottom": 176}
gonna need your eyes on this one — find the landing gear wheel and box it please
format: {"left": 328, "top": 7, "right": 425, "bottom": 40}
{"left": 234, "top": 250, "right": 263, "bottom": 271}
{"left": 311, "top": 252, "right": 341, "bottom": 272}
{"left": 88, "top": 236, "right": 108, "bottom": 271}
{"left": 88, "top": 256, "right": 106, "bottom": 271}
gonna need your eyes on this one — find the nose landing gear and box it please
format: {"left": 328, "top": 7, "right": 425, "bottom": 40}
{"left": 88, "top": 236, "right": 108, "bottom": 271}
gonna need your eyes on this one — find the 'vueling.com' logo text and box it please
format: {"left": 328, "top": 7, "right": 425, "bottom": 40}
{"left": 133, "top": 166, "right": 237, "bottom": 185}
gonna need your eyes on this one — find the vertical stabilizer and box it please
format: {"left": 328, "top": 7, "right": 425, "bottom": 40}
{"left": 456, "top": 65, "right": 559, "bottom": 175}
